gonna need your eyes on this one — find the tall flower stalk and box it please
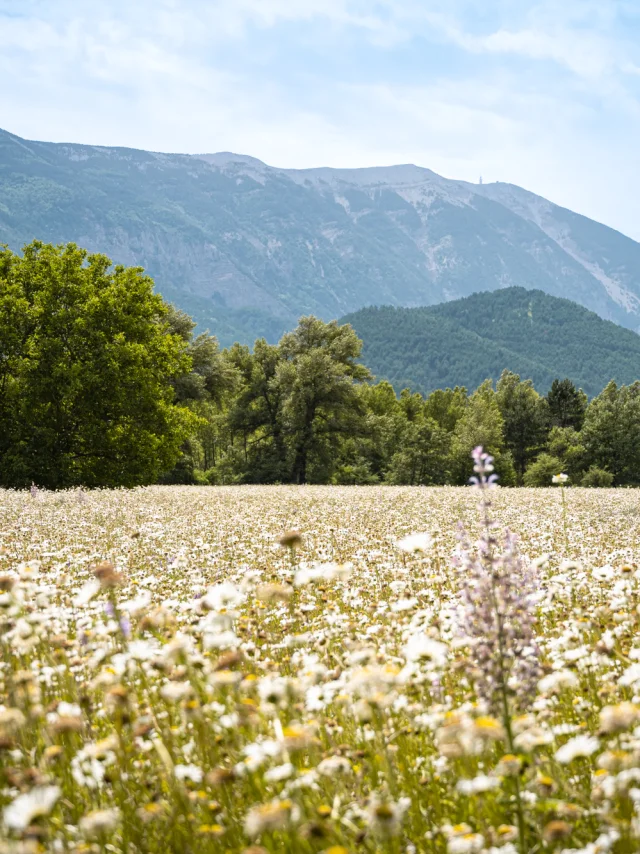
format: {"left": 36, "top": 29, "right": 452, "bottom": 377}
{"left": 455, "top": 447, "right": 542, "bottom": 853}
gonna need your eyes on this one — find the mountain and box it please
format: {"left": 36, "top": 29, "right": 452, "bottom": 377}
{"left": 341, "top": 288, "right": 640, "bottom": 397}
{"left": 2, "top": 128, "right": 640, "bottom": 345}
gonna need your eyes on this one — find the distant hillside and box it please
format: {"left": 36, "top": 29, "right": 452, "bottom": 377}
{"left": 3, "top": 128, "right": 640, "bottom": 346}
{"left": 342, "top": 288, "right": 640, "bottom": 397}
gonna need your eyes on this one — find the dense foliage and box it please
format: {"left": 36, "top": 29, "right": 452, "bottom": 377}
{"left": 3, "top": 242, "right": 639, "bottom": 489}
{"left": 173, "top": 317, "right": 639, "bottom": 488}
{"left": 342, "top": 287, "right": 640, "bottom": 398}
{"left": 0, "top": 243, "right": 196, "bottom": 488}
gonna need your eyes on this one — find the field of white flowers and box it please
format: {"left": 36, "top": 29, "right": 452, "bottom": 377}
{"left": 2, "top": 460, "right": 640, "bottom": 854}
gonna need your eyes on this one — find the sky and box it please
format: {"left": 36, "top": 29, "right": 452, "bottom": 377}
{"left": 2, "top": 0, "right": 640, "bottom": 238}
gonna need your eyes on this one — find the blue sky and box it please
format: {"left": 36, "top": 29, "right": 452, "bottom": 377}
{"left": 2, "top": 0, "right": 640, "bottom": 237}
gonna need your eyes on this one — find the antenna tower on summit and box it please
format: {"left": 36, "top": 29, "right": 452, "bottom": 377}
{"left": 479, "top": 175, "right": 483, "bottom": 185}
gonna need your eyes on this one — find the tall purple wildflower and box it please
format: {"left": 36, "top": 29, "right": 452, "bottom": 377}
{"left": 455, "top": 446, "right": 541, "bottom": 725}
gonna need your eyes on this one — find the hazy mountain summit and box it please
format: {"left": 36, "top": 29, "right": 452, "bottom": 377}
{"left": 1, "top": 127, "right": 640, "bottom": 345}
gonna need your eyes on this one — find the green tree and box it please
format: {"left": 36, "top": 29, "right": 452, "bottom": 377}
{"left": 277, "top": 317, "right": 370, "bottom": 483}
{"left": 0, "top": 242, "right": 195, "bottom": 488}
{"left": 581, "top": 381, "right": 640, "bottom": 485}
{"left": 333, "top": 381, "right": 404, "bottom": 483}
{"left": 160, "top": 306, "right": 238, "bottom": 483}
{"left": 450, "top": 379, "right": 515, "bottom": 485}
{"left": 166, "top": 306, "right": 237, "bottom": 408}
{"left": 523, "top": 454, "right": 565, "bottom": 486}
{"left": 386, "top": 416, "right": 451, "bottom": 485}
{"left": 226, "top": 339, "right": 290, "bottom": 482}
{"left": 546, "top": 378, "right": 588, "bottom": 430}
{"left": 546, "top": 426, "right": 588, "bottom": 482}
{"left": 221, "top": 318, "right": 370, "bottom": 484}
{"left": 581, "top": 466, "right": 614, "bottom": 487}
{"left": 398, "top": 388, "right": 424, "bottom": 423}
{"left": 496, "top": 370, "right": 549, "bottom": 483}
{"left": 423, "top": 387, "right": 468, "bottom": 432}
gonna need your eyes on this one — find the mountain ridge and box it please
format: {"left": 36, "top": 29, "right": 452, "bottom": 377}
{"left": 2, "top": 127, "right": 640, "bottom": 345}
{"left": 342, "top": 287, "right": 640, "bottom": 398}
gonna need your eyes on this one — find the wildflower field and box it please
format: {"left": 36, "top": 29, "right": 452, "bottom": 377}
{"left": 2, "top": 466, "right": 640, "bottom": 854}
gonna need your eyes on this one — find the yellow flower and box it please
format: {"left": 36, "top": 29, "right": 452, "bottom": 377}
{"left": 473, "top": 717, "right": 506, "bottom": 740}
{"left": 197, "top": 824, "right": 224, "bottom": 836}
{"left": 136, "top": 802, "right": 166, "bottom": 823}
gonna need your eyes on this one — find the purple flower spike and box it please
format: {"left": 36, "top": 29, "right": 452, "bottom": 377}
{"left": 455, "top": 447, "right": 542, "bottom": 716}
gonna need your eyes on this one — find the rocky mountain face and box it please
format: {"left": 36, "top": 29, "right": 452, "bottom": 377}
{"left": 2, "top": 127, "right": 640, "bottom": 345}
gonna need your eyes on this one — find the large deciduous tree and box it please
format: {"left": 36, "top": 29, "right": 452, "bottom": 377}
{"left": 277, "top": 317, "right": 371, "bottom": 483}
{"left": 160, "top": 306, "right": 237, "bottom": 483}
{"left": 224, "top": 317, "right": 370, "bottom": 483}
{"left": 0, "top": 242, "right": 196, "bottom": 488}
{"left": 386, "top": 415, "right": 451, "bottom": 485}
{"left": 226, "top": 338, "right": 290, "bottom": 483}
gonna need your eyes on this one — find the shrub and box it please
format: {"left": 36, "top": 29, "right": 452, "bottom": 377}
{"left": 581, "top": 466, "right": 614, "bottom": 488}
{"left": 332, "top": 463, "right": 378, "bottom": 485}
{"left": 523, "top": 454, "right": 565, "bottom": 487}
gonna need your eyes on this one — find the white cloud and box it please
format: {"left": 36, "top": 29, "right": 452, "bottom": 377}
{"left": 411, "top": 2, "right": 624, "bottom": 81}
{"left": 471, "top": 28, "right": 613, "bottom": 78}
{"left": 1, "top": 0, "right": 640, "bottom": 238}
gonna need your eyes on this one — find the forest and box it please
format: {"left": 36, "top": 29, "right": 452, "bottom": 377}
{"left": 0, "top": 242, "right": 637, "bottom": 489}
{"left": 167, "top": 304, "right": 627, "bottom": 488}
{"left": 343, "top": 287, "right": 640, "bottom": 398}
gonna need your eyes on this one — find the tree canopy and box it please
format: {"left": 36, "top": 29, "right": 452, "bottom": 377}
{"left": 0, "top": 242, "right": 196, "bottom": 488}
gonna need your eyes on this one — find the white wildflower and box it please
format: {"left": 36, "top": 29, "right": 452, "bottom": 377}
{"left": 160, "top": 681, "right": 193, "bottom": 702}
{"left": 264, "top": 763, "right": 295, "bottom": 783}
{"left": 395, "top": 532, "right": 433, "bottom": 554}
{"left": 403, "top": 634, "right": 448, "bottom": 667}
{"left": 620, "top": 663, "right": 640, "bottom": 688}
{"left": 201, "top": 582, "right": 245, "bottom": 612}
{"left": 293, "top": 561, "right": 352, "bottom": 586}
{"left": 538, "top": 669, "right": 579, "bottom": 694}
{"left": 448, "top": 833, "right": 485, "bottom": 853}
{"left": 244, "top": 799, "right": 296, "bottom": 838}
{"left": 317, "top": 756, "right": 351, "bottom": 776}
{"left": 174, "top": 764, "right": 203, "bottom": 783}
{"left": 555, "top": 734, "right": 600, "bottom": 764}
{"left": 456, "top": 774, "right": 500, "bottom": 795}
{"left": 74, "top": 580, "right": 101, "bottom": 607}
{"left": 3, "top": 785, "right": 61, "bottom": 830}
{"left": 79, "top": 808, "right": 121, "bottom": 838}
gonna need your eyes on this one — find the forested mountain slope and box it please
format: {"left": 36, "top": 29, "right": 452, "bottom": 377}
{"left": 342, "top": 288, "right": 640, "bottom": 396}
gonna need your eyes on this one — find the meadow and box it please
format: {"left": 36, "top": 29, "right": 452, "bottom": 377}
{"left": 1, "top": 471, "right": 640, "bottom": 854}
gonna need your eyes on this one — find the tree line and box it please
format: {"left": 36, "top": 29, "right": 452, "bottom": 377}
{"left": 1, "top": 243, "right": 638, "bottom": 489}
